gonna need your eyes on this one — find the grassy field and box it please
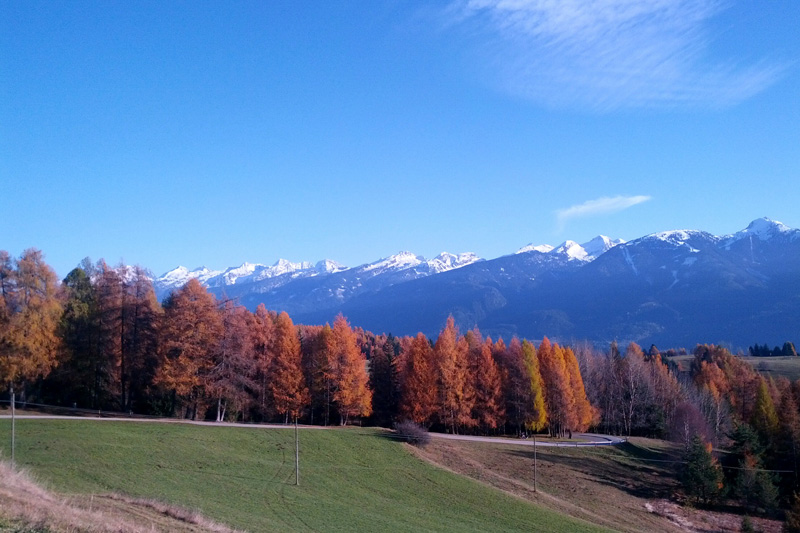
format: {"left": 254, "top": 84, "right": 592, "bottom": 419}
{"left": 416, "top": 436, "right": 683, "bottom": 533}
{"left": 669, "top": 354, "right": 800, "bottom": 380}
{"left": 0, "top": 417, "right": 610, "bottom": 533}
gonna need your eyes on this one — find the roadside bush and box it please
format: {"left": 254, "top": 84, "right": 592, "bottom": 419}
{"left": 394, "top": 420, "right": 431, "bottom": 447}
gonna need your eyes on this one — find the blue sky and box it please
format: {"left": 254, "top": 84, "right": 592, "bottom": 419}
{"left": 2, "top": 1, "right": 799, "bottom": 278}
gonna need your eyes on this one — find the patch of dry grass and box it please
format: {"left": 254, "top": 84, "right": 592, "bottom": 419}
{"left": 0, "top": 460, "right": 241, "bottom": 533}
{"left": 668, "top": 354, "right": 800, "bottom": 381}
{"left": 413, "top": 437, "right": 783, "bottom": 533}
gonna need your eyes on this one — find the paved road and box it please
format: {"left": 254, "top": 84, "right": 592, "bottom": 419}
{"left": 430, "top": 432, "right": 625, "bottom": 447}
{"left": 0, "top": 414, "right": 625, "bottom": 446}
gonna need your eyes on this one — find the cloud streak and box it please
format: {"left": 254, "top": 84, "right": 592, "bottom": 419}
{"left": 447, "top": 0, "right": 785, "bottom": 109}
{"left": 556, "top": 195, "right": 651, "bottom": 229}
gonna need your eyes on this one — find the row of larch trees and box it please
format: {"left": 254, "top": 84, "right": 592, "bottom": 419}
{"left": 1, "top": 250, "right": 597, "bottom": 437}
{"left": 152, "top": 278, "right": 372, "bottom": 424}
{"left": 0, "top": 250, "right": 373, "bottom": 425}
{"left": 394, "top": 317, "right": 594, "bottom": 436}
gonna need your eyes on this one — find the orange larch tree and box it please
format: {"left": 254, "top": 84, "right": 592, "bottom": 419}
{"left": 538, "top": 337, "right": 574, "bottom": 437}
{"left": 0, "top": 249, "right": 63, "bottom": 399}
{"left": 269, "top": 311, "right": 309, "bottom": 422}
{"left": 496, "top": 337, "right": 534, "bottom": 434}
{"left": 208, "top": 302, "right": 257, "bottom": 422}
{"left": 331, "top": 315, "right": 371, "bottom": 425}
{"left": 471, "top": 338, "right": 504, "bottom": 432}
{"left": 399, "top": 332, "right": 437, "bottom": 425}
{"left": 433, "top": 317, "right": 474, "bottom": 433}
{"left": 157, "top": 278, "right": 223, "bottom": 419}
{"left": 563, "top": 346, "right": 593, "bottom": 431}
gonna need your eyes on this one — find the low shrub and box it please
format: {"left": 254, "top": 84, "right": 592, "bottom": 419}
{"left": 394, "top": 420, "right": 431, "bottom": 447}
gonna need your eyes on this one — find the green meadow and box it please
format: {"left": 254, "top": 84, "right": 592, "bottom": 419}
{"left": 0, "top": 418, "right": 610, "bottom": 532}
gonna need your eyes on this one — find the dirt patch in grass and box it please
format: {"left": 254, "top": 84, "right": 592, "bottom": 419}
{"left": 645, "top": 500, "right": 780, "bottom": 533}
{"left": 413, "top": 436, "right": 783, "bottom": 533}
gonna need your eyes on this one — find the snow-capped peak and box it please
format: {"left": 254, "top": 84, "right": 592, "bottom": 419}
{"left": 315, "top": 259, "right": 347, "bottom": 274}
{"left": 222, "top": 262, "right": 262, "bottom": 284}
{"left": 517, "top": 243, "right": 555, "bottom": 254}
{"left": 362, "top": 251, "right": 424, "bottom": 273}
{"left": 158, "top": 265, "right": 222, "bottom": 287}
{"left": 161, "top": 265, "right": 190, "bottom": 281}
{"left": 518, "top": 236, "right": 620, "bottom": 261}
{"left": 650, "top": 230, "right": 693, "bottom": 242}
{"left": 581, "top": 235, "right": 624, "bottom": 260}
{"left": 552, "top": 240, "right": 589, "bottom": 261}
{"left": 734, "top": 218, "right": 793, "bottom": 240}
{"left": 262, "top": 259, "right": 313, "bottom": 278}
{"left": 426, "top": 252, "right": 481, "bottom": 273}
{"left": 646, "top": 229, "right": 715, "bottom": 246}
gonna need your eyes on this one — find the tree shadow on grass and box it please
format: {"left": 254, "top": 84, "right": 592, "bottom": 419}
{"left": 504, "top": 442, "right": 679, "bottom": 500}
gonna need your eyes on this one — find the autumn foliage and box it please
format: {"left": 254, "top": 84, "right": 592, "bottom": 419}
{"left": 8, "top": 249, "right": 800, "bottom": 517}
{"left": 1, "top": 252, "right": 601, "bottom": 436}
{"left": 0, "top": 250, "right": 63, "bottom": 394}
{"left": 7, "top": 247, "right": 799, "bottom": 500}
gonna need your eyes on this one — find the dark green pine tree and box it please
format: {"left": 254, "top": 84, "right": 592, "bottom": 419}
{"left": 44, "top": 266, "right": 105, "bottom": 408}
{"left": 680, "top": 435, "right": 723, "bottom": 505}
{"left": 368, "top": 336, "right": 399, "bottom": 427}
{"left": 728, "top": 423, "right": 779, "bottom": 514}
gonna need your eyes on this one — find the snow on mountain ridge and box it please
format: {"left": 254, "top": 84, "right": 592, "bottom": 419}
{"left": 517, "top": 243, "right": 555, "bottom": 254}
{"left": 517, "top": 236, "right": 622, "bottom": 261}
{"left": 361, "top": 251, "right": 424, "bottom": 274}
{"left": 724, "top": 217, "right": 796, "bottom": 243}
{"left": 222, "top": 262, "right": 263, "bottom": 285}
{"left": 552, "top": 240, "right": 589, "bottom": 261}
{"left": 153, "top": 218, "right": 797, "bottom": 296}
{"left": 158, "top": 265, "right": 223, "bottom": 289}
{"left": 315, "top": 259, "right": 347, "bottom": 274}
{"left": 426, "top": 252, "right": 481, "bottom": 273}
{"left": 638, "top": 230, "right": 718, "bottom": 253}
{"left": 581, "top": 235, "right": 625, "bottom": 260}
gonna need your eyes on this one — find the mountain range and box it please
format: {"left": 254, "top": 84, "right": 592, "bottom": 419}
{"left": 153, "top": 218, "right": 800, "bottom": 349}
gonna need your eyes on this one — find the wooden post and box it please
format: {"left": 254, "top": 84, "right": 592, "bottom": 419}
{"left": 10, "top": 385, "right": 15, "bottom": 466}
{"left": 295, "top": 416, "right": 299, "bottom": 486}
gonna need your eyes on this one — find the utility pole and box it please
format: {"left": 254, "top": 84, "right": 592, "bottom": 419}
{"left": 295, "top": 415, "right": 299, "bottom": 486}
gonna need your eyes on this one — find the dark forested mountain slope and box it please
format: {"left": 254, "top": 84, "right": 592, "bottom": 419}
{"left": 155, "top": 218, "right": 800, "bottom": 347}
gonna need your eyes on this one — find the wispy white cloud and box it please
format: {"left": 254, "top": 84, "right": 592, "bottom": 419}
{"left": 446, "top": 0, "right": 785, "bottom": 109}
{"left": 556, "top": 195, "right": 651, "bottom": 229}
